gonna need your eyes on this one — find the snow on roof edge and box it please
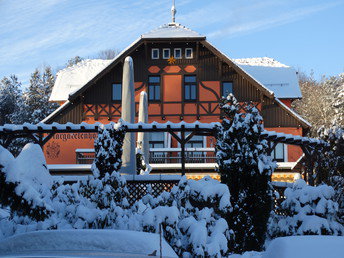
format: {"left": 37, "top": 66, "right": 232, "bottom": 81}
{"left": 205, "top": 40, "right": 274, "bottom": 96}
{"left": 41, "top": 100, "right": 71, "bottom": 123}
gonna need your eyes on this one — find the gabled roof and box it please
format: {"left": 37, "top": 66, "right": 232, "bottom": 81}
{"left": 141, "top": 23, "right": 205, "bottom": 39}
{"left": 233, "top": 58, "right": 302, "bottom": 99}
{"left": 45, "top": 23, "right": 310, "bottom": 128}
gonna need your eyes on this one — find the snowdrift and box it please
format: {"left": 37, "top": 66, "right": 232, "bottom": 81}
{"left": 0, "top": 229, "right": 178, "bottom": 257}
{"left": 263, "top": 236, "right": 344, "bottom": 258}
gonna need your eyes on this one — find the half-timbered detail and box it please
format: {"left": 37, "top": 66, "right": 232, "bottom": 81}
{"left": 43, "top": 21, "right": 311, "bottom": 179}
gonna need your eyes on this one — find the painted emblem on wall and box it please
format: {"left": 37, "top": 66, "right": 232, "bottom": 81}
{"left": 167, "top": 56, "right": 176, "bottom": 65}
{"left": 46, "top": 141, "right": 60, "bottom": 159}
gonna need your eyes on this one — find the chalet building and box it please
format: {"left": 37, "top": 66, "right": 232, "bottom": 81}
{"left": 43, "top": 19, "right": 310, "bottom": 181}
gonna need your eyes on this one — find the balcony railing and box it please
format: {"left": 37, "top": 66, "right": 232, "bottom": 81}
{"left": 76, "top": 148, "right": 216, "bottom": 164}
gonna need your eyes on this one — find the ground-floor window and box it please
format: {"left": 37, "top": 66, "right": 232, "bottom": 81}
{"left": 271, "top": 143, "right": 286, "bottom": 162}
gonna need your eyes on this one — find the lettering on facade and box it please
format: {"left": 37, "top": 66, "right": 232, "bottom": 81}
{"left": 52, "top": 133, "right": 98, "bottom": 142}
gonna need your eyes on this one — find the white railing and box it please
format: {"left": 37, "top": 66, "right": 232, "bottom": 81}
{"left": 76, "top": 147, "right": 216, "bottom": 164}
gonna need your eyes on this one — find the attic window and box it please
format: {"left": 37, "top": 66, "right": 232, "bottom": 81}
{"left": 152, "top": 49, "right": 159, "bottom": 59}
{"left": 174, "top": 48, "right": 182, "bottom": 59}
{"left": 185, "top": 48, "right": 193, "bottom": 59}
{"left": 163, "top": 48, "right": 170, "bottom": 59}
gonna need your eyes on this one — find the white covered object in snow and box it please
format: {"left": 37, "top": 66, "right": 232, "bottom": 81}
{"left": 50, "top": 59, "right": 112, "bottom": 102}
{"left": 263, "top": 236, "right": 344, "bottom": 258}
{"left": 0, "top": 229, "right": 178, "bottom": 257}
{"left": 233, "top": 58, "right": 302, "bottom": 99}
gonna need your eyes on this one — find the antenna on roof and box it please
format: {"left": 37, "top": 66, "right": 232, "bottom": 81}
{"left": 171, "top": 0, "right": 176, "bottom": 24}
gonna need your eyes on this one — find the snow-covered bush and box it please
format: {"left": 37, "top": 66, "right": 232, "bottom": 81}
{"left": 216, "top": 94, "right": 276, "bottom": 253}
{"left": 0, "top": 144, "right": 52, "bottom": 221}
{"left": 138, "top": 176, "right": 232, "bottom": 257}
{"left": 51, "top": 123, "right": 129, "bottom": 229}
{"left": 268, "top": 179, "right": 343, "bottom": 238}
{"left": 91, "top": 122, "right": 125, "bottom": 179}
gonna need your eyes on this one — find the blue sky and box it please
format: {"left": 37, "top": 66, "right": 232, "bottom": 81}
{"left": 1, "top": 0, "right": 343, "bottom": 86}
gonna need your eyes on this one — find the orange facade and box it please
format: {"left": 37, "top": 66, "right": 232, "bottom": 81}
{"left": 44, "top": 65, "right": 303, "bottom": 165}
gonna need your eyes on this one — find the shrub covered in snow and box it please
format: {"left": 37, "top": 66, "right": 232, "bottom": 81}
{"left": 50, "top": 123, "right": 129, "bottom": 229}
{"left": 136, "top": 176, "right": 233, "bottom": 257}
{"left": 91, "top": 122, "right": 125, "bottom": 179}
{"left": 268, "top": 179, "right": 343, "bottom": 238}
{"left": 216, "top": 94, "right": 276, "bottom": 253}
{"left": 0, "top": 144, "right": 52, "bottom": 221}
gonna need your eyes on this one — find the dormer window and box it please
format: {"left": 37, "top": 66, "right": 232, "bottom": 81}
{"left": 151, "top": 49, "right": 159, "bottom": 59}
{"left": 185, "top": 48, "right": 193, "bottom": 59}
{"left": 163, "top": 48, "right": 171, "bottom": 59}
{"left": 174, "top": 48, "right": 182, "bottom": 59}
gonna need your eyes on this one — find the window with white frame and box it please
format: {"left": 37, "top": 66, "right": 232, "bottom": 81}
{"left": 185, "top": 48, "right": 193, "bottom": 59}
{"left": 151, "top": 48, "right": 159, "bottom": 59}
{"left": 174, "top": 48, "right": 182, "bottom": 59}
{"left": 163, "top": 48, "right": 171, "bottom": 59}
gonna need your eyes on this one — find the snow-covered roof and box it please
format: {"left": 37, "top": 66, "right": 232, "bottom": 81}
{"left": 234, "top": 57, "right": 289, "bottom": 68}
{"left": 50, "top": 59, "right": 112, "bottom": 102}
{"left": 141, "top": 23, "right": 204, "bottom": 39}
{"left": 233, "top": 58, "right": 302, "bottom": 99}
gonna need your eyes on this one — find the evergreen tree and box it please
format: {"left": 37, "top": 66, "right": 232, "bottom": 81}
{"left": 23, "top": 67, "right": 58, "bottom": 123}
{"left": 0, "top": 145, "right": 51, "bottom": 221}
{"left": 216, "top": 94, "right": 276, "bottom": 253}
{"left": 268, "top": 179, "right": 343, "bottom": 237}
{"left": 0, "top": 75, "right": 22, "bottom": 125}
{"left": 91, "top": 123, "right": 125, "bottom": 179}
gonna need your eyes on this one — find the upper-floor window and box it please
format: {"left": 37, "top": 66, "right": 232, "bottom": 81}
{"left": 174, "top": 48, "right": 182, "bottom": 59}
{"left": 163, "top": 48, "right": 170, "bottom": 59}
{"left": 148, "top": 76, "right": 160, "bottom": 101}
{"left": 185, "top": 48, "right": 193, "bottom": 59}
{"left": 112, "top": 83, "right": 122, "bottom": 101}
{"left": 184, "top": 75, "right": 197, "bottom": 101}
{"left": 151, "top": 48, "right": 159, "bottom": 59}
{"left": 271, "top": 143, "right": 285, "bottom": 162}
{"left": 222, "top": 82, "right": 233, "bottom": 97}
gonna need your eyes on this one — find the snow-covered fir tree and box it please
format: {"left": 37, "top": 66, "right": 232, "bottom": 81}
{"left": 268, "top": 179, "right": 343, "bottom": 237}
{"left": 22, "top": 67, "right": 59, "bottom": 124}
{"left": 0, "top": 75, "right": 22, "bottom": 125}
{"left": 311, "top": 126, "right": 344, "bottom": 223}
{"left": 216, "top": 94, "right": 276, "bottom": 253}
{"left": 0, "top": 144, "right": 52, "bottom": 221}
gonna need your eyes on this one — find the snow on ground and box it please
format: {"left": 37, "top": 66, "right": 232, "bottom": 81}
{"left": 263, "top": 236, "right": 344, "bottom": 258}
{"left": 0, "top": 229, "right": 178, "bottom": 257}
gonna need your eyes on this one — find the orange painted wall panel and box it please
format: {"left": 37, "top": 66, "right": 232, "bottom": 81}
{"left": 199, "top": 81, "right": 220, "bottom": 102}
{"left": 163, "top": 75, "right": 182, "bottom": 102}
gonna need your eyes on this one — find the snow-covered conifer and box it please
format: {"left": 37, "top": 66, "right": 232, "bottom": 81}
{"left": 0, "top": 144, "right": 52, "bottom": 221}
{"left": 269, "top": 179, "right": 343, "bottom": 237}
{"left": 216, "top": 94, "right": 276, "bottom": 253}
{"left": 140, "top": 176, "right": 232, "bottom": 257}
{"left": 0, "top": 75, "right": 22, "bottom": 125}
